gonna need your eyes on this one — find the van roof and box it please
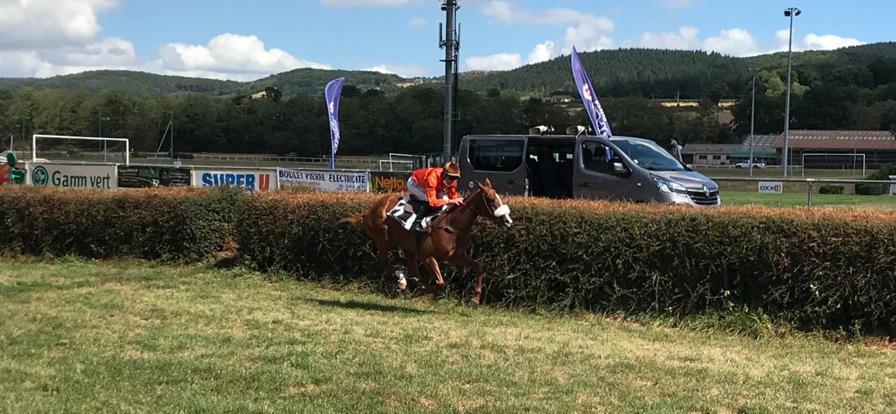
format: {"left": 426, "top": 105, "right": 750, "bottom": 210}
{"left": 464, "top": 134, "right": 657, "bottom": 144}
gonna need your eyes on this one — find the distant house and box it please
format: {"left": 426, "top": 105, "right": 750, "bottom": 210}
{"left": 680, "top": 143, "right": 742, "bottom": 165}
{"left": 549, "top": 94, "right": 574, "bottom": 103}
{"left": 681, "top": 134, "right": 781, "bottom": 166}
{"left": 732, "top": 134, "right": 778, "bottom": 163}
{"left": 775, "top": 130, "right": 896, "bottom": 168}
{"left": 396, "top": 79, "right": 424, "bottom": 88}
{"left": 652, "top": 99, "right": 736, "bottom": 109}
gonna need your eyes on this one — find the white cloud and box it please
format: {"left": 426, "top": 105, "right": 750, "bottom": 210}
{"left": 702, "top": 28, "right": 761, "bottom": 56}
{"left": 483, "top": 1, "right": 613, "bottom": 31}
{"left": 157, "top": 33, "right": 330, "bottom": 81}
{"left": 803, "top": 34, "right": 863, "bottom": 50}
{"left": 562, "top": 24, "right": 615, "bottom": 54}
{"left": 321, "top": 0, "right": 409, "bottom": 7}
{"left": 0, "top": 0, "right": 118, "bottom": 49}
{"left": 774, "top": 29, "right": 793, "bottom": 52}
{"left": 480, "top": 2, "right": 615, "bottom": 56}
{"left": 774, "top": 30, "right": 864, "bottom": 53}
{"left": 409, "top": 17, "right": 425, "bottom": 30}
{"left": 664, "top": 0, "right": 700, "bottom": 9}
{"left": 465, "top": 53, "right": 523, "bottom": 71}
{"left": 527, "top": 41, "right": 554, "bottom": 64}
{"left": 0, "top": 51, "right": 51, "bottom": 78}
{"left": 629, "top": 26, "right": 700, "bottom": 50}
{"left": 0, "top": 36, "right": 136, "bottom": 78}
{"left": 365, "top": 63, "right": 428, "bottom": 78}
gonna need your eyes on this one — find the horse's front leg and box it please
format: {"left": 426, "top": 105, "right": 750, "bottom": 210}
{"left": 449, "top": 253, "right": 484, "bottom": 307}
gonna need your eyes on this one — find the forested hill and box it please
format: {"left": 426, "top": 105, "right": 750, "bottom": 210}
{"left": 0, "top": 71, "right": 243, "bottom": 96}
{"left": 461, "top": 42, "right": 896, "bottom": 99}
{"left": 0, "top": 68, "right": 406, "bottom": 97}
{"left": 1, "top": 42, "right": 894, "bottom": 99}
{"left": 244, "top": 68, "right": 406, "bottom": 96}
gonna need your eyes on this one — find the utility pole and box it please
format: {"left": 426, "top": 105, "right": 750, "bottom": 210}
{"left": 170, "top": 112, "right": 175, "bottom": 159}
{"left": 99, "top": 109, "right": 111, "bottom": 162}
{"left": 440, "top": 0, "right": 459, "bottom": 163}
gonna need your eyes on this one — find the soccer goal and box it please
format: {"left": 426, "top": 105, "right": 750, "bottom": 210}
{"left": 32, "top": 134, "right": 130, "bottom": 165}
{"left": 800, "top": 153, "right": 866, "bottom": 177}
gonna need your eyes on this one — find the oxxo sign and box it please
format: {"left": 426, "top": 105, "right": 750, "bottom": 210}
{"left": 192, "top": 169, "right": 278, "bottom": 192}
{"left": 758, "top": 181, "right": 784, "bottom": 193}
{"left": 29, "top": 163, "right": 117, "bottom": 190}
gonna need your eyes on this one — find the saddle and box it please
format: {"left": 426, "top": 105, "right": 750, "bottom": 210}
{"left": 389, "top": 196, "right": 446, "bottom": 232}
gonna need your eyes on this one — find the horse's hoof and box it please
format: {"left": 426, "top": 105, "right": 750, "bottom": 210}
{"left": 395, "top": 271, "right": 408, "bottom": 291}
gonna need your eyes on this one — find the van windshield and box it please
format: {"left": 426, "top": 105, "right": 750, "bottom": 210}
{"left": 612, "top": 139, "right": 686, "bottom": 172}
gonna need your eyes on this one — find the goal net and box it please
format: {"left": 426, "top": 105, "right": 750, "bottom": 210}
{"left": 31, "top": 135, "right": 130, "bottom": 165}
{"left": 800, "top": 153, "right": 866, "bottom": 177}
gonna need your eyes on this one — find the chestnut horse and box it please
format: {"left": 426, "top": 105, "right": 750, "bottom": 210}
{"left": 339, "top": 179, "right": 513, "bottom": 306}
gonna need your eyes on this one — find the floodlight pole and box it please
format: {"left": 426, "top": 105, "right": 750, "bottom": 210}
{"left": 440, "top": 0, "right": 459, "bottom": 162}
{"left": 782, "top": 7, "right": 801, "bottom": 177}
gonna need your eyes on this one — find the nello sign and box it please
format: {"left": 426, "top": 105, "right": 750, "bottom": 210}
{"left": 30, "top": 164, "right": 117, "bottom": 190}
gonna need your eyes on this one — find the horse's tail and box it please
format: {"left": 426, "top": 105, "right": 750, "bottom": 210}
{"left": 337, "top": 213, "right": 364, "bottom": 229}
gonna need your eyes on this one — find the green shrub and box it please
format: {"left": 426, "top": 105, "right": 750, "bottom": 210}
{"left": 235, "top": 194, "right": 896, "bottom": 334}
{"left": 857, "top": 162, "right": 896, "bottom": 195}
{"left": 0, "top": 187, "right": 244, "bottom": 262}
{"left": 856, "top": 183, "right": 887, "bottom": 195}
{"left": 818, "top": 184, "right": 844, "bottom": 195}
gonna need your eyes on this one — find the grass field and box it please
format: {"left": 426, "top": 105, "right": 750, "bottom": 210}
{"left": 700, "top": 168, "right": 873, "bottom": 179}
{"left": 1, "top": 260, "right": 894, "bottom": 413}
{"left": 722, "top": 191, "right": 896, "bottom": 209}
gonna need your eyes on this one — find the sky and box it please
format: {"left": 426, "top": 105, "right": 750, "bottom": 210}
{"left": 0, "top": 0, "right": 893, "bottom": 81}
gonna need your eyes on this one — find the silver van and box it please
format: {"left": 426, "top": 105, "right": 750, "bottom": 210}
{"left": 458, "top": 134, "right": 720, "bottom": 206}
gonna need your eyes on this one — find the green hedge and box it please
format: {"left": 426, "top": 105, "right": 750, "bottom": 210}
{"left": 0, "top": 187, "right": 243, "bottom": 261}
{"left": 818, "top": 184, "right": 844, "bottom": 195}
{"left": 2, "top": 188, "right": 894, "bottom": 334}
{"left": 236, "top": 194, "right": 896, "bottom": 334}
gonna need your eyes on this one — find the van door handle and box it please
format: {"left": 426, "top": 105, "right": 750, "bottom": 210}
{"left": 579, "top": 182, "right": 591, "bottom": 188}
{"left": 507, "top": 180, "right": 517, "bottom": 185}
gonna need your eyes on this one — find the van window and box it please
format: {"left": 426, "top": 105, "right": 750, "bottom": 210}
{"left": 469, "top": 140, "right": 524, "bottom": 172}
{"left": 581, "top": 141, "right": 610, "bottom": 174}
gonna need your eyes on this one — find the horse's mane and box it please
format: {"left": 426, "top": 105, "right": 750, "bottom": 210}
{"left": 429, "top": 186, "right": 485, "bottom": 228}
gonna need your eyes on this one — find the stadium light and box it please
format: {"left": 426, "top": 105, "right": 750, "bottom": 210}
{"left": 782, "top": 7, "right": 801, "bottom": 177}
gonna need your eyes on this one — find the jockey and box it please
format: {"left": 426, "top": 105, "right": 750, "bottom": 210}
{"left": 405, "top": 162, "right": 464, "bottom": 229}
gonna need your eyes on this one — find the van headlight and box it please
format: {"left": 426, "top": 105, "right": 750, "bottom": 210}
{"left": 651, "top": 175, "right": 688, "bottom": 195}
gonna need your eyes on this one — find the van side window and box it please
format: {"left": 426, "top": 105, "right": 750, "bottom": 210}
{"left": 469, "top": 140, "right": 524, "bottom": 172}
{"left": 581, "top": 142, "right": 610, "bottom": 174}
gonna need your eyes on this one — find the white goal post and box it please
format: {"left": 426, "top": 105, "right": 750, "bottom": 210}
{"left": 32, "top": 134, "right": 130, "bottom": 165}
{"left": 801, "top": 152, "right": 865, "bottom": 177}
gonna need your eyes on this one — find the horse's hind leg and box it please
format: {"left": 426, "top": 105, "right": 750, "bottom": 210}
{"left": 366, "top": 222, "right": 394, "bottom": 280}
{"left": 403, "top": 251, "right": 423, "bottom": 292}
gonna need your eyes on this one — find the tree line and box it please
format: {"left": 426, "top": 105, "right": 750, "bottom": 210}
{"left": 1, "top": 52, "right": 895, "bottom": 157}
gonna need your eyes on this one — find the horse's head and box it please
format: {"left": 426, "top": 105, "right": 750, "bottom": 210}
{"left": 476, "top": 178, "right": 513, "bottom": 228}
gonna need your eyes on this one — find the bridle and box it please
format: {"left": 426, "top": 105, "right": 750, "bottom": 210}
{"left": 478, "top": 187, "right": 511, "bottom": 221}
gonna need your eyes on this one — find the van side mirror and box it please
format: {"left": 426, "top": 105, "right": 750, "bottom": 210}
{"left": 612, "top": 162, "right": 628, "bottom": 175}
